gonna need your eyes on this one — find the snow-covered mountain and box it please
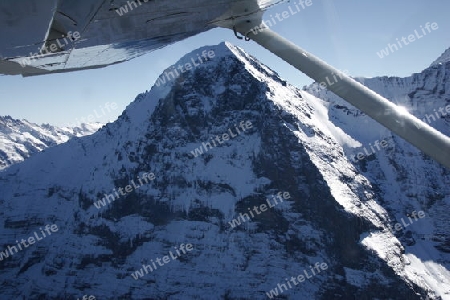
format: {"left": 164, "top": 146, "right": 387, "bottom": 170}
{"left": 0, "top": 116, "right": 103, "bottom": 170}
{"left": 0, "top": 42, "right": 448, "bottom": 299}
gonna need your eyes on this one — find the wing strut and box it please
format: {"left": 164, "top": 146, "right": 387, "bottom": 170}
{"left": 231, "top": 24, "right": 450, "bottom": 169}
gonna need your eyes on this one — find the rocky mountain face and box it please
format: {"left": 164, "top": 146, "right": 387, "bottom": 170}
{"left": 0, "top": 116, "right": 103, "bottom": 170}
{"left": 0, "top": 42, "right": 448, "bottom": 299}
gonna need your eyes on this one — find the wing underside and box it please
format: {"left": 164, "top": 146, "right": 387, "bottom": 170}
{"left": 0, "top": 0, "right": 277, "bottom": 76}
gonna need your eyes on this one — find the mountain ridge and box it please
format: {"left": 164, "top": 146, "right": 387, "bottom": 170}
{"left": 430, "top": 47, "right": 450, "bottom": 67}
{"left": 0, "top": 115, "right": 103, "bottom": 170}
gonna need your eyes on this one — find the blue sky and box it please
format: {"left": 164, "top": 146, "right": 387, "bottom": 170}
{"left": 0, "top": 0, "right": 449, "bottom": 126}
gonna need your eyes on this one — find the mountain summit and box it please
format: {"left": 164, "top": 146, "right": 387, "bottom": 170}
{"left": 0, "top": 42, "right": 448, "bottom": 299}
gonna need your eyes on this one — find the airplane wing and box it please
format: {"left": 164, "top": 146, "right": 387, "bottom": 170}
{"left": 0, "top": 0, "right": 278, "bottom": 76}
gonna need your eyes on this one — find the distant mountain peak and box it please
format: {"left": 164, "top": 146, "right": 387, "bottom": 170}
{"left": 0, "top": 115, "right": 103, "bottom": 170}
{"left": 430, "top": 47, "right": 450, "bottom": 67}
